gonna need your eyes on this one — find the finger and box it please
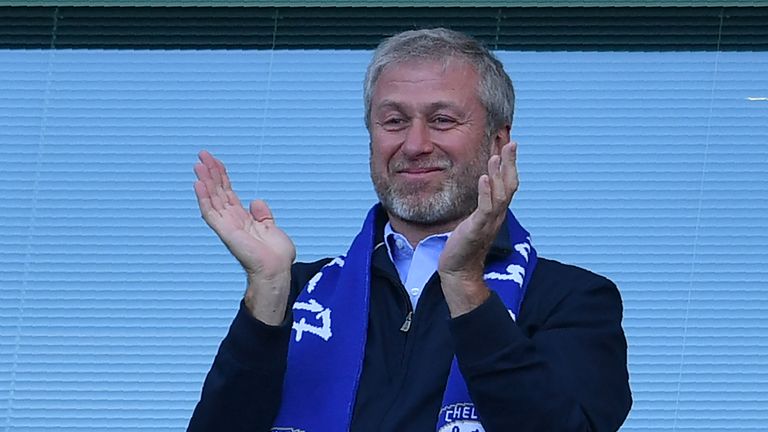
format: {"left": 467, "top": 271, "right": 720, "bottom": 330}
{"left": 193, "top": 180, "right": 216, "bottom": 219}
{"left": 476, "top": 174, "right": 493, "bottom": 216}
{"left": 199, "top": 150, "right": 233, "bottom": 209}
{"left": 193, "top": 161, "right": 211, "bottom": 183}
{"left": 199, "top": 150, "right": 225, "bottom": 191}
{"left": 196, "top": 151, "right": 219, "bottom": 195}
{"left": 487, "top": 154, "right": 505, "bottom": 206}
{"left": 215, "top": 157, "right": 233, "bottom": 191}
{"left": 198, "top": 150, "right": 218, "bottom": 176}
{"left": 200, "top": 152, "right": 240, "bottom": 208}
{"left": 250, "top": 199, "right": 275, "bottom": 223}
{"left": 213, "top": 158, "right": 243, "bottom": 208}
{"left": 225, "top": 188, "right": 244, "bottom": 210}
{"left": 194, "top": 161, "right": 226, "bottom": 211}
{"left": 209, "top": 157, "right": 225, "bottom": 189}
{"left": 501, "top": 141, "right": 519, "bottom": 195}
{"left": 194, "top": 162, "right": 217, "bottom": 205}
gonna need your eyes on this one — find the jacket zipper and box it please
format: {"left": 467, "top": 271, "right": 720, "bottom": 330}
{"left": 400, "top": 311, "right": 413, "bottom": 332}
{"left": 398, "top": 279, "right": 414, "bottom": 333}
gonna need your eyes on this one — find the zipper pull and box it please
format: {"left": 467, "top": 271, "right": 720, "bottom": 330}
{"left": 400, "top": 311, "right": 413, "bottom": 332}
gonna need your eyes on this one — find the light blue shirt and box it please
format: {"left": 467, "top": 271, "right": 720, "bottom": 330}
{"left": 384, "top": 222, "right": 451, "bottom": 310}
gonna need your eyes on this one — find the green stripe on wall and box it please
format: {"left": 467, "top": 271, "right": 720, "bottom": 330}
{"left": 3, "top": 1, "right": 768, "bottom": 7}
{"left": 1, "top": 6, "right": 767, "bottom": 50}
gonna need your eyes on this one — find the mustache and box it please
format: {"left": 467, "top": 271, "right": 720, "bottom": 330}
{"left": 390, "top": 158, "right": 452, "bottom": 171}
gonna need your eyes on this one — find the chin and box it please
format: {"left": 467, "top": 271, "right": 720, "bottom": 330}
{"left": 384, "top": 196, "right": 468, "bottom": 227}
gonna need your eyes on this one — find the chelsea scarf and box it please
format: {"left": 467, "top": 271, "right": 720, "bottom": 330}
{"left": 272, "top": 204, "right": 537, "bottom": 432}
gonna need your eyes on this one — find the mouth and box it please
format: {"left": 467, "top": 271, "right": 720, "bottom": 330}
{"left": 396, "top": 166, "right": 447, "bottom": 181}
{"left": 398, "top": 167, "right": 444, "bottom": 175}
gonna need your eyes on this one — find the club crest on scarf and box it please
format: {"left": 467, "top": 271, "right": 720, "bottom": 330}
{"left": 438, "top": 403, "right": 484, "bottom": 432}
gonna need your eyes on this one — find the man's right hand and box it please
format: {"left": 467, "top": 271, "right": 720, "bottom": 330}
{"left": 193, "top": 150, "right": 296, "bottom": 325}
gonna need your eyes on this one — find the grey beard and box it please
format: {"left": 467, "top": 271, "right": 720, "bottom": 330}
{"left": 370, "top": 140, "right": 490, "bottom": 226}
{"left": 374, "top": 173, "right": 479, "bottom": 226}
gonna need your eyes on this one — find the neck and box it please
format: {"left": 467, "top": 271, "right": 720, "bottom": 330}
{"left": 387, "top": 212, "right": 461, "bottom": 248}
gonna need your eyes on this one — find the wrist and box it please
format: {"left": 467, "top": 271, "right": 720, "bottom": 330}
{"left": 439, "top": 273, "right": 491, "bottom": 318}
{"left": 244, "top": 270, "right": 292, "bottom": 325}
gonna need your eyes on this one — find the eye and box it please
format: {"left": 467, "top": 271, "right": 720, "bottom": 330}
{"left": 430, "top": 115, "right": 457, "bottom": 130}
{"left": 377, "top": 116, "right": 409, "bottom": 131}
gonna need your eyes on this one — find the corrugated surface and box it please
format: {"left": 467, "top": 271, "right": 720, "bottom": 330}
{"left": 506, "top": 50, "right": 768, "bottom": 430}
{"left": 1, "top": 7, "right": 767, "bottom": 432}
{"left": 2, "top": 1, "right": 768, "bottom": 7}
{"left": 0, "top": 6, "right": 767, "bottom": 50}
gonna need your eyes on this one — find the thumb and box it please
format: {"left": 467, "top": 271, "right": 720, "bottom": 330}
{"left": 249, "top": 199, "right": 275, "bottom": 223}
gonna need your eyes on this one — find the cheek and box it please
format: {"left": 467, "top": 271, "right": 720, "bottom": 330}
{"left": 370, "top": 138, "right": 399, "bottom": 168}
{"left": 444, "top": 132, "right": 488, "bottom": 160}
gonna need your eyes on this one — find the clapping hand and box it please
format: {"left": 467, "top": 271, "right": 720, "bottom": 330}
{"left": 193, "top": 150, "right": 296, "bottom": 325}
{"left": 438, "top": 141, "right": 519, "bottom": 317}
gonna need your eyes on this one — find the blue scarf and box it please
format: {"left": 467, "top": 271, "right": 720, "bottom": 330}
{"left": 272, "top": 205, "right": 537, "bottom": 432}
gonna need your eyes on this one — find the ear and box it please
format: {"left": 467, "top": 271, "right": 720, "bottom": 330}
{"left": 491, "top": 124, "right": 511, "bottom": 155}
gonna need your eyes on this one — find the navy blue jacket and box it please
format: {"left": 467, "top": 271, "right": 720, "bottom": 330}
{"left": 188, "top": 216, "right": 632, "bottom": 431}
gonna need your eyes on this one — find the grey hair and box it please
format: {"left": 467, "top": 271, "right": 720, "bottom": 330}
{"left": 363, "top": 27, "right": 515, "bottom": 135}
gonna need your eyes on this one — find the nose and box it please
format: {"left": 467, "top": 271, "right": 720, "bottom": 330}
{"left": 401, "top": 119, "right": 433, "bottom": 158}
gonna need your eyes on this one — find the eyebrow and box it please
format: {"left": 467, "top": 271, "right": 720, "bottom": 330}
{"left": 426, "top": 101, "right": 461, "bottom": 113}
{"left": 374, "top": 99, "right": 461, "bottom": 113}
{"left": 374, "top": 99, "right": 405, "bottom": 112}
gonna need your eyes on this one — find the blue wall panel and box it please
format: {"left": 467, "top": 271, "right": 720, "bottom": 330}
{"left": 1, "top": 48, "right": 767, "bottom": 430}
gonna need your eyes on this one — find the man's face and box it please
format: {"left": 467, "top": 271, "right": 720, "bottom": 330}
{"left": 369, "top": 59, "right": 503, "bottom": 226}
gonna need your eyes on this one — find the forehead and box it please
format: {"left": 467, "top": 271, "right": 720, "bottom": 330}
{"left": 371, "top": 59, "right": 480, "bottom": 109}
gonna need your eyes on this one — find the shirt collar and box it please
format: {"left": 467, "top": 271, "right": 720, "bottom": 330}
{"left": 372, "top": 205, "right": 514, "bottom": 262}
{"left": 383, "top": 222, "right": 451, "bottom": 263}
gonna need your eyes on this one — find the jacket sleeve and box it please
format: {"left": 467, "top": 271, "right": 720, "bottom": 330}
{"left": 186, "top": 300, "right": 292, "bottom": 432}
{"left": 449, "top": 275, "right": 632, "bottom": 432}
{"left": 186, "top": 260, "right": 328, "bottom": 432}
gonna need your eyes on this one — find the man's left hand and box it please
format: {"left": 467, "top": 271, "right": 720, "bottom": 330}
{"left": 438, "top": 141, "right": 519, "bottom": 317}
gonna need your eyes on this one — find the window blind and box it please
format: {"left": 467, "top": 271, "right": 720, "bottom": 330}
{"left": 1, "top": 6, "right": 766, "bottom": 431}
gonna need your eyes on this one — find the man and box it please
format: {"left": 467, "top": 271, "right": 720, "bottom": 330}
{"left": 188, "top": 28, "right": 631, "bottom": 432}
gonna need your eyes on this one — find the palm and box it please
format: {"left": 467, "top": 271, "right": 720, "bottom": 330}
{"left": 439, "top": 213, "right": 480, "bottom": 272}
{"left": 436, "top": 142, "right": 518, "bottom": 317}
{"left": 193, "top": 151, "right": 295, "bottom": 278}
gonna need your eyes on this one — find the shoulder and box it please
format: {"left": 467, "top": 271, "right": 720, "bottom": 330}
{"left": 519, "top": 256, "right": 623, "bottom": 328}
{"left": 531, "top": 257, "right": 613, "bottom": 289}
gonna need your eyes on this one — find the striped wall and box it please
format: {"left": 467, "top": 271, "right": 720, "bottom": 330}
{"left": 1, "top": 6, "right": 767, "bottom": 431}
